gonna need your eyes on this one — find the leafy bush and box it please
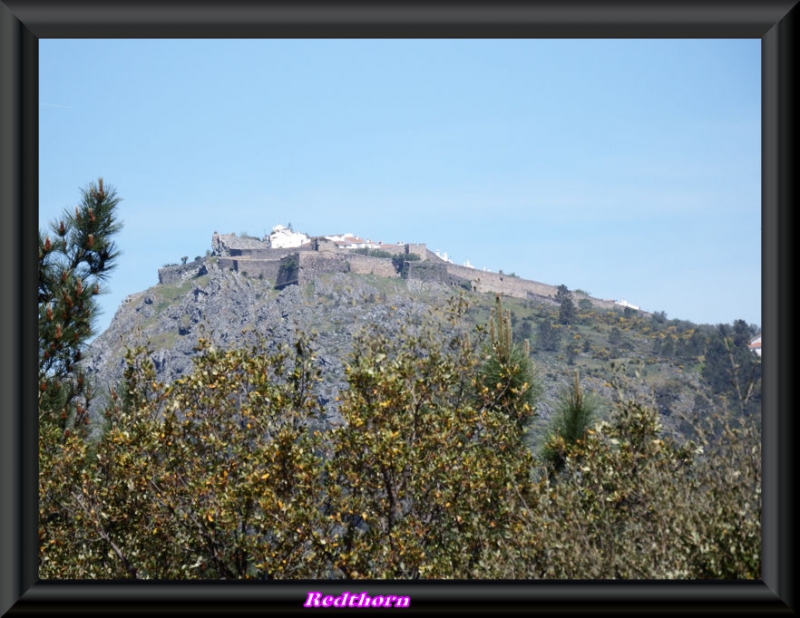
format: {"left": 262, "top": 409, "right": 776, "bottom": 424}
{"left": 391, "top": 252, "right": 421, "bottom": 276}
{"left": 524, "top": 401, "right": 760, "bottom": 579}
{"left": 39, "top": 283, "right": 760, "bottom": 580}
{"left": 41, "top": 335, "right": 328, "bottom": 579}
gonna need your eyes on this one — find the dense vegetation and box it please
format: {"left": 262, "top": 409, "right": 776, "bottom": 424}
{"left": 39, "top": 181, "right": 761, "bottom": 579}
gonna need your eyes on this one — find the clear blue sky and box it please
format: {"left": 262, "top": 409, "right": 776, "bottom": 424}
{"left": 39, "top": 39, "right": 761, "bottom": 337}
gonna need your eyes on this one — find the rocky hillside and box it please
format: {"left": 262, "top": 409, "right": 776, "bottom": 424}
{"left": 83, "top": 261, "right": 455, "bottom": 426}
{"left": 82, "top": 257, "right": 760, "bottom": 449}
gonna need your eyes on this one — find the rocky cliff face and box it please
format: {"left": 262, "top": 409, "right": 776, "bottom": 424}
{"left": 81, "top": 258, "right": 715, "bottom": 446}
{"left": 82, "top": 262, "right": 456, "bottom": 427}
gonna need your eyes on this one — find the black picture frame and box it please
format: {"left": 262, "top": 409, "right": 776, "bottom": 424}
{"left": 1, "top": 1, "right": 795, "bottom": 615}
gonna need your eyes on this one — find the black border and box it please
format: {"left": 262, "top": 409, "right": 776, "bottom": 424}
{"left": 1, "top": 1, "right": 795, "bottom": 615}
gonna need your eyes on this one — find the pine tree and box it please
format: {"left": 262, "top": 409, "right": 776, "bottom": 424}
{"left": 38, "top": 178, "right": 122, "bottom": 434}
{"left": 537, "top": 317, "right": 561, "bottom": 352}
{"left": 480, "top": 295, "right": 540, "bottom": 432}
{"left": 38, "top": 179, "right": 123, "bottom": 578}
{"left": 554, "top": 284, "right": 571, "bottom": 304}
{"left": 541, "top": 369, "right": 602, "bottom": 473}
{"left": 558, "top": 296, "right": 577, "bottom": 325}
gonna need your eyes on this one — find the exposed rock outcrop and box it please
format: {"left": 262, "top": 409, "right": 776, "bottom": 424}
{"left": 82, "top": 265, "right": 449, "bottom": 428}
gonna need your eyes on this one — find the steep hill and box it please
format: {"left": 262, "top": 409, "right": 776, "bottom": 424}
{"left": 82, "top": 251, "right": 761, "bottom": 451}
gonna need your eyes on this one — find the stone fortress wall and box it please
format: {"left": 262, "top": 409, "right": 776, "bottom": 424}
{"left": 348, "top": 255, "right": 401, "bottom": 279}
{"left": 158, "top": 260, "right": 207, "bottom": 285}
{"left": 298, "top": 253, "right": 352, "bottom": 282}
{"left": 157, "top": 229, "right": 640, "bottom": 314}
{"left": 217, "top": 257, "right": 283, "bottom": 282}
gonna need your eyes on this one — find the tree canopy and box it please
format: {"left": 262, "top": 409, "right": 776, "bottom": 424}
{"left": 37, "top": 184, "right": 761, "bottom": 580}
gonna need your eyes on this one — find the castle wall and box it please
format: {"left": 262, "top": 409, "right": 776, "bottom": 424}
{"left": 215, "top": 257, "right": 282, "bottom": 281}
{"left": 406, "top": 243, "right": 428, "bottom": 260}
{"left": 188, "top": 233, "right": 644, "bottom": 313}
{"left": 232, "top": 258, "right": 282, "bottom": 282}
{"left": 314, "top": 238, "right": 338, "bottom": 253}
{"left": 360, "top": 244, "right": 406, "bottom": 257}
{"left": 232, "top": 247, "right": 311, "bottom": 259}
{"left": 406, "top": 261, "right": 443, "bottom": 284}
{"left": 348, "top": 255, "right": 400, "bottom": 278}
{"left": 444, "top": 263, "right": 559, "bottom": 300}
{"left": 158, "top": 262, "right": 206, "bottom": 285}
{"left": 442, "top": 263, "right": 639, "bottom": 312}
{"left": 212, "top": 232, "right": 269, "bottom": 256}
{"left": 593, "top": 298, "right": 624, "bottom": 311}
{"left": 298, "top": 252, "right": 350, "bottom": 280}
{"left": 406, "top": 261, "right": 470, "bottom": 288}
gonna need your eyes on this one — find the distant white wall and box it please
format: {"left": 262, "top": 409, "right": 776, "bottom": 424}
{"left": 269, "top": 225, "right": 310, "bottom": 249}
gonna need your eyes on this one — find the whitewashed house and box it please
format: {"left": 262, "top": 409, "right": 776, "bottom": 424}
{"left": 324, "top": 233, "right": 380, "bottom": 250}
{"left": 748, "top": 335, "right": 762, "bottom": 357}
{"left": 268, "top": 225, "right": 311, "bottom": 249}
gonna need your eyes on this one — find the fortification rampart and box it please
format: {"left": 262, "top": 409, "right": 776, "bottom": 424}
{"left": 406, "top": 261, "right": 469, "bottom": 288}
{"left": 362, "top": 244, "right": 406, "bottom": 258}
{"left": 440, "top": 264, "right": 635, "bottom": 313}
{"left": 314, "top": 238, "right": 338, "bottom": 253}
{"left": 595, "top": 298, "right": 633, "bottom": 312}
{"left": 348, "top": 255, "right": 400, "bottom": 278}
{"left": 406, "top": 243, "right": 429, "bottom": 259}
{"left": 444, "top": 263, "right": 559, "bottom": 300}
{"left": 230, "top": 247, "right": 311, "bottom": 259}
{"left": 211, "top": 232, "right": 268, "bottom": 256}
{"left": 299, "top": 252, "right": 350, "bottom": 279}
{"left": 158, "top": 261, "right": 207, "bottom": 285}
{"left": 367, "top": 243, "right": 429, "bottom": 259}
{"left": 232, "top": 258, "right": 283, "bottom": 281}
{"left": 162, "top": 232, "right": 645, "bottom": 314}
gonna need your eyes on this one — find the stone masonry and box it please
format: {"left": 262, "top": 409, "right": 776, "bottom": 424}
{"left": 156, "top": 231, "right": 639, "bottom": 313}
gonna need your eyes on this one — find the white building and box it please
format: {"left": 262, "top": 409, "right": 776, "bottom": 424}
{"left": 324, "top": 233, "right": 380, "bottom": 250}
{"left": 749, "top": 335, "right": 762, "bottom": 357}
{"left": 268, "top": 225, "right": 311, "bottom": 249}
{"left": 434, "top": 249, "right": 452, "bottom": 263}
{"left": 614, "top": 299, "right": 640, "bottom": 310}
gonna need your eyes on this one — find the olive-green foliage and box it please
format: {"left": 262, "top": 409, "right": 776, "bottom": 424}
{"left": 39, "top": 180, "right": 124, "bottom": 577}
{"left": 565, "top": 341, "right": 580, "bottom": 365}
{"left": 525, "top": 402, "right": 761, "bottom": 579}
{"left": 541, "top": 370, "right": 602, "bottom": 472}
{"left": 40, "top": 334, "right": 328, "bottom": 579}
{"left": 391, "top": 252, "right": 421, "bottom": 276}
{"left": 276, "top": 254, "right": 300, "bottom": 287}
{"left": 39, "top": 296, "right": 535, "bottom": 579}
{"left": 702, "top": 322, "right": 761, "bottom": 417}
{"left": 558, "top": 296, "right": 577, "bottom": 325}
{"left": 39, "top": 179, "right": 122, "bottom": 431}
{"left": 554, "top": 285, "right": 571, "bottom": 304}
{"left": 479, "top": 296, "right": 540, "bottom": 433}
{"left": 322, "top": 296, "right": 539, "bottom": 578}
{"left": 353, "top": 248, "right": 393, "bottom": 259}
{"left": 537, "top": 317, "right": 561, "bottom": 352}
{"left": 39, "top": 284, "right": 761, "bottom": 579}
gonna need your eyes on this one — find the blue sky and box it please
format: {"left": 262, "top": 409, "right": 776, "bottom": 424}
{"left": 39, "top": 39, "right": 761, "bottom": 337}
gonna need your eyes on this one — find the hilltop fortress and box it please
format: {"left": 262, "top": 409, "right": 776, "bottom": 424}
{"left": 157, "top": 225, "right": 636, "bottom": 313}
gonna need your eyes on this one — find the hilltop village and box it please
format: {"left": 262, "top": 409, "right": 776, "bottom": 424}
{"left": 158, "top": 225, "right": 638, "bottom": 313}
